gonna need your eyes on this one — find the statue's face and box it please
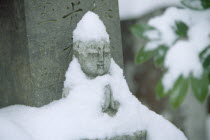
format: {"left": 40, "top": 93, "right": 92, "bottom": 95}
{"left": 74, "top": 41, "right": 111, "bottom": 77}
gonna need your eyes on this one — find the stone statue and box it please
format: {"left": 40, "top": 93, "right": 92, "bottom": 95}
{"left": 62, "top": 39, "right": 120, "bottom": 116}
{"left": 62, "top": 11, "right": 147, "bottom": 140}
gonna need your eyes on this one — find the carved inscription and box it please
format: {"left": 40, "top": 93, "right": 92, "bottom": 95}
{"left": 62, "top": 1, "right": 83, "bottom": 19}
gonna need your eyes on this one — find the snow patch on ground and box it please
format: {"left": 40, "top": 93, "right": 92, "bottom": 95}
{"left": 0, "top": 58, "right": 187, "bottom": 140}
{"left": 73, "top": 11, "right": 109, "bottom": 42}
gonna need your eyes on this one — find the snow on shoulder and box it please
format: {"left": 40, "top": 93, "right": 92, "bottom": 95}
{"left": 73, "top": 11, "right": 109, "bottom": 42}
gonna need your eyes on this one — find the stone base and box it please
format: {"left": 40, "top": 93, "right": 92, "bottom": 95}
{"left": 82, "top": 130, "right": 147, "bottom": 140}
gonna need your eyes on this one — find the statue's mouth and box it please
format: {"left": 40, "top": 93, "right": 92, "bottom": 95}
{"left": 97, "top": 64, "right": 104, "bottom": 69}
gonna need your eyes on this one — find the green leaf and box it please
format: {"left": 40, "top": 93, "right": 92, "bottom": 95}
{"left": 156, "top": 75, "right": 189, "bottom": 108}
{"left": 173, "top": 21, "right": 189, "bottom": 39}
{"left": 131, "top": 24, "right": 155, "bottom": 40}
{"left": 201, "top": 0, "right": 210, "bottom": 9}
{"left": 181, "top": 0, "right": 210, "bottom": 10}
{"left": 156, "top": 79, "right": 169, "bottom": 99}
{"left": 153, "top": 45, "right": 168, "bottom": 67}
{"left": 202, "top": 58, "right": 210, "bottom": 82}
{"left": 200, "top": 45, "right": 210, "bottom": 82}
{"left": 169, "top": 76, "right": 189, "bottom": 108}
{"left": 181, "top": 0, "right": 204, "bottom": 10}
{"left": 191, "top": 72, "right": 209, "bottom": 102}
{"left": 203, "top": 55, "right": 210, "bottom": 68}
{"left": 199, "top": 45, "right": 210, "bottom": 61}
{"left": 201, "top": 46, "right": 210, "bottom": 67}
{"left": 135, "top": 47, "right": 156, "bottom": 64}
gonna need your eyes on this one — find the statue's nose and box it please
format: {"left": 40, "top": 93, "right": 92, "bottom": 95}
{"left": 98, "top": 50, "right": 104, "bottom": 62}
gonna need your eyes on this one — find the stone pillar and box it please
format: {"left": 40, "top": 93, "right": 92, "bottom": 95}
{"left": 0, "top": 0, "right": 123, "bottom": 107}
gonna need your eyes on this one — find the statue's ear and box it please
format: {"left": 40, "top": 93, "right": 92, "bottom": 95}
{"left": 73, "top": 43, "right": 79, "bottom": 56}
{"left": 73, "top": 49, "right": 79, "bottom": 58}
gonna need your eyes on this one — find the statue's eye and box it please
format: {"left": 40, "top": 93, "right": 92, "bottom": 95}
{"left": 88, "top": 52, "right": 98, "bottom": 56}
{"left": 104, "top": 52, "right": 109, "bottom": 56}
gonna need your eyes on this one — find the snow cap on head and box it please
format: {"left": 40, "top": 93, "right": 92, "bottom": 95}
{"left": 73, "top": 11, "right": 110, "bottom": 43}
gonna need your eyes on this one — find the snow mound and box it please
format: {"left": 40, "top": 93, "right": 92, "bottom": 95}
{"left": 73, "top": 11, "right": 109, "bottom": 42}
{"left": 0, "top": 58, "right": 187, "bottom": 140}
{"left": 0, "top": 116, "right": 32, "bottom": 140}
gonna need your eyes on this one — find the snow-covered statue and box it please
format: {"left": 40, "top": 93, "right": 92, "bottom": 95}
{"left": 0, "top": 11, "right": 187, "bottom": 140}
{"left": 59, "top": 11, "right": 187, "bottom": 140}
{"left": 62, "top": 11, "right": 120, "bottom": 116}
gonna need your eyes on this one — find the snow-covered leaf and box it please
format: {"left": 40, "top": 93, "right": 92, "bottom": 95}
{"left": 136, "top": 45, "right": 167, "bottom": 65}
{"left": 169, "top": 76, "right": 188, "bottom": 108}
{"left": 200, "top": 45, "right": 210, "bottom": 61}
{"left": 154, "top": 45, "right": 168, "bottom": 67}
{"left": 200, "top": 46, "right": 210, "bottom": 82}
{"left": 131, "top": 24, "right": 155, "bottom": 40}
{"left": 133, "top": 3, "right": 210, "bottom": 106}
{"left": 173, "top": 21, "right": 189, "bottom": 40}
{"left": 203, "top": 55, "right": 210, "bottom": 69}
{"left": 181, "top": 0, "right": 204, "bottom": 10}
{"left": 157, "top": 75, "right": 189, "bottom": 108}
{"left": 191, "top": 72, "right": 209, "bottom": 102}
{"left": 135, "top": 47, "right": 156, "bottom": 64}
{"left": 156, "top": 79, "right": 169, "bottom": 99}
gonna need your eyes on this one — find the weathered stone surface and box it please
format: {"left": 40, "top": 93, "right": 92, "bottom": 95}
{"left": 82, "top": 130, "right": 147, "bottom": 140}
{"left": 0, "top": 0, "right": 123, "bottom": 107}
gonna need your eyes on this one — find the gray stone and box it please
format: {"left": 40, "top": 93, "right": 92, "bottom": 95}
{"left": 63, "top": 16, "right": 146, "bottom": 138}
{"left": 0, "top": 0, "right": 123, "bottom": 107}
{"left": 82, "top": 130, "right": 147, "bottom": 140}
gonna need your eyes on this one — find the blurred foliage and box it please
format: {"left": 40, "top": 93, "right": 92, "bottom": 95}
{"left": 131, "top": 24, "right": 155, "bottom": 40}
{"left": 201, "top": 0, "right": 210, "bottom": 8}
{"left": 181, "top": 0, "right": 210, "bottom": 10}
{"left": 131, "top": 0, "right": 210, "bottom": 108}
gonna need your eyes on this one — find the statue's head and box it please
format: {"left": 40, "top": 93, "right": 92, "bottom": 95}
{"left": 72, "top": 11, "right": 111, "bottom": 78}
{"left": 73, "top": 40, "right": 111, "bottom": 77}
